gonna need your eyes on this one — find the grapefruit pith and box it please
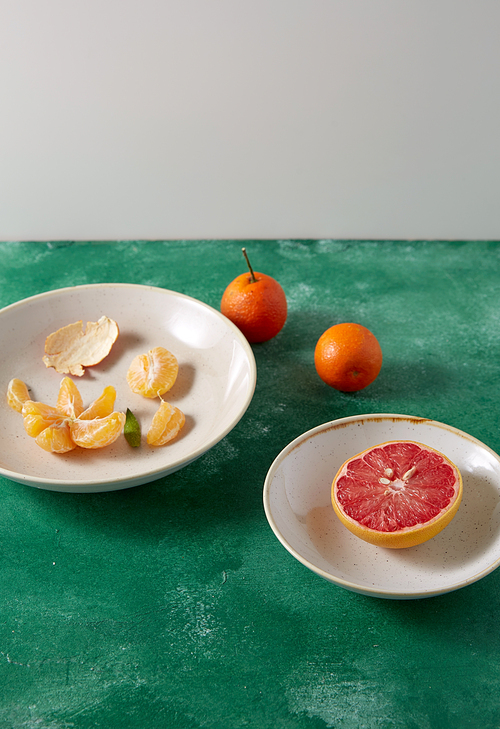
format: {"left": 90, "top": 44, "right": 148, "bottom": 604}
{"left": 331, "top": 440, "right": 462, "bottom": 549}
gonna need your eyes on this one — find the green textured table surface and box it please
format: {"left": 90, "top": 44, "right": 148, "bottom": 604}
{"left": 1, "top": 240, "right": 500, "bottom": 729}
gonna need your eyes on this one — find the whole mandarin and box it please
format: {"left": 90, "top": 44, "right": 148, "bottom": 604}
{"left": 314, "top": 323, "right": 382, "bottom": 392}
{"left": 221, "top": 249, "right": 287, "bottom": 343}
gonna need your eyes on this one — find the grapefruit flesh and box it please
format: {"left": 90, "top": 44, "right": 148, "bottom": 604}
{"left": 332, "top": 440, "right": 463, "bottom": 549}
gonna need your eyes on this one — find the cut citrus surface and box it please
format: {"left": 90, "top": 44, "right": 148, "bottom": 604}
{"left": 70, "top": 412, "right": 126, "bottom": 449}
{"left": 42, "top": 316, "right": 119, "bottom": 376}
{"left": 147, "top": 400, "right": 185, "bottom": 446}
{"left": 57, "top": 377, "right": 84, "bottom": 418}
{"left": 7, "top": 378, "right": 31, "bottom": 413}
{"left": 126, "top": 346, "right": 179, "bottom": 398}
{"left": 332, "top": 440, "right": 463, "bottom": 549}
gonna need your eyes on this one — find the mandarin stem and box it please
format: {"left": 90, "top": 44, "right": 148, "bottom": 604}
{"left": 242, "top": 247, "right": 256, "bottom": 283}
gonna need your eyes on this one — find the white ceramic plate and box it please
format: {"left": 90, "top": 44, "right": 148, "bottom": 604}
{"left": 264, "top": 414, "right": 500, "bottom": 599}
{"left": 0, "top": 284, "right": 256, "bottom": 493}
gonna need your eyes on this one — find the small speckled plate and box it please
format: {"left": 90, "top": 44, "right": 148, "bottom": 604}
{"left": 0, "top": 284, "right": 256, "bottom": 492}
{"left": 263, "top": 414, "right": 500, "bottom": 599}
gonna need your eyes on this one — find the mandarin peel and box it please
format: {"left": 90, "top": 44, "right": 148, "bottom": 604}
{"left": 42, "top": 315, "right": 119, "bottom": 376}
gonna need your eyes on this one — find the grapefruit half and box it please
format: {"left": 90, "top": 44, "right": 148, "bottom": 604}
{"left": 331, "top": 440, "right": 463, "bottom": 549}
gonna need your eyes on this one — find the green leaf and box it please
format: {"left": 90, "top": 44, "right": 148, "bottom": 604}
{"left": 124, "top": 408, "right": 141, "bottom": 447}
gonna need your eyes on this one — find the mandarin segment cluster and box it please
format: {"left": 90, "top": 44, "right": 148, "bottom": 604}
{"left": 11, "top": 377, "right": 126, "bottom": 453}
{"left": 6, "top": 318, "right": 185, "bottom": 453}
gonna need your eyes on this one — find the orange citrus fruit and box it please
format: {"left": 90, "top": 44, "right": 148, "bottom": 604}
{"left": 220, "top": 248, "right": 287, "bottom": 343}
{"left": 332, "top": 441, "right": 463, "bottom": 549}
{"left": 147, "top": 400, "right": 185, "bottom": 446}
{"left": 314, "top": 323, "right": 382, "bottom": 392}
{"left": 126, "top": 347, "right": 178, "bottom": 398}
{"left": 7, "top": 378, "right": 31, "bottom": 413}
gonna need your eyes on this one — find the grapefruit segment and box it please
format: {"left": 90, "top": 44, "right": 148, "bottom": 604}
{"left": 332, "top": 440, "right": 463, "bottom": 549}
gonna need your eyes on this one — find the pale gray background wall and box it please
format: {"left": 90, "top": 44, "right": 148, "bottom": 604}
{"left": 1, "top": 0, "right": 499, "bottom": 241}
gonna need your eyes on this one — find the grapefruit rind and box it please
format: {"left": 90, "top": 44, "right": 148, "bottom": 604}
{"left": 331, "top": 440, "right": 463, "bottom": 549}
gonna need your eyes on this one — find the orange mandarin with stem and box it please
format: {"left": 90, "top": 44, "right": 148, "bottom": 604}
{"left": 220, "top": 248, "right": 287, "bottom": 343}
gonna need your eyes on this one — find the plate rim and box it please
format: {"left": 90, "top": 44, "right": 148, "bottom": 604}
{"left": 263, "top": 413, "right": 500, "bottom": 599}
{"left": 0, "top": 282, "right": 257, "bottom": 490}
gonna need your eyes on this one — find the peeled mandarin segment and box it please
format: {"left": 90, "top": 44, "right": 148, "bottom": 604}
{"left": 22, "top": 401, "right": 67, "bottom": 437}
{"left": 57, "top": 377, "right": 84, "bottom": 418}
{"left": 126, "top": 347, "right": 178, "bottom": 398}
{"left": 147, "top": 400, "right": 185, "bottom": 446}
{"left": 70, "top": 411, "right": 126, "bottom": 449}
{"left": 78, "top": 385, "right": 116, "bottom": 420}
{"left": 7, "top": 378, "right": 31, "bottom": 413}
{"left": 42, "top": 316, "right": 119, "bottom": 377}
{"left": 35, "top": 422, "right": 76, "bottom": 453}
